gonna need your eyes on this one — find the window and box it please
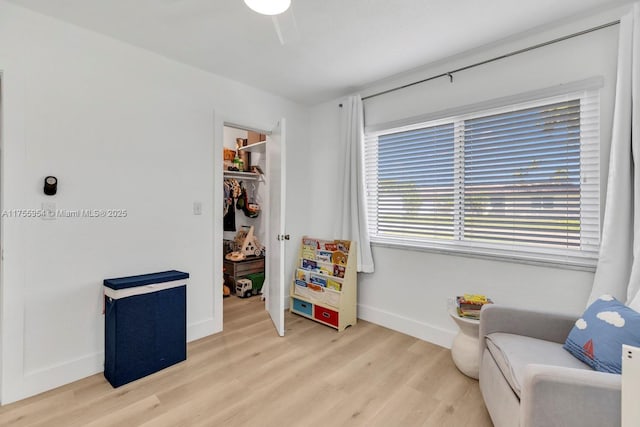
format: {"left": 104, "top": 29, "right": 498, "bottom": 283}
{"left": 364, "top": 91, "right": 600, "bottom": 267}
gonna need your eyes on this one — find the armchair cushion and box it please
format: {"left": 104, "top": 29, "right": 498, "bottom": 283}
{"left": 486, "top": 332, "right": 591, "bottom": 398}
{"left": 520, "top": 364, "right": 621, "bottom": 427}
{"left": 564, "top": 295, "right": 640, "bottom": 374}
{"left": 479, "top": 304, "right": 577, "bottom": 365}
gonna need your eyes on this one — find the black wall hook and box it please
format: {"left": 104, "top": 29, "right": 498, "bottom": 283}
{"left": 44, "top": 176, "right": 58, "bottom": 195}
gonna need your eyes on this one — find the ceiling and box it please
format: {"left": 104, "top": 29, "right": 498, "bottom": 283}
{"left": 6, "top": 0, "right": 634, "bottom": 105}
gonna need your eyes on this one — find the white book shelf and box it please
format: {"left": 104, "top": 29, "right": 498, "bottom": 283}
{"left": 289, "top": 236, "right": 357, "bottom": 331}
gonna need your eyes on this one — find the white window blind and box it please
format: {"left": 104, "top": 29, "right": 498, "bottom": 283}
{"left": 374, "top": 123, "right": 455, "bottom": 239}
{"left": 364, "top": 90, "right": 600, "bottom": 267}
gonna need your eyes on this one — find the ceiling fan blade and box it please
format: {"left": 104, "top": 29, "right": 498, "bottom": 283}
{"left": 272, "top": 8, "right": 300, "bottom": 45}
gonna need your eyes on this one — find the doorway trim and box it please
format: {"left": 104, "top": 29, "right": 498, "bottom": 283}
{"left": 224, "top": 122, "right": 272, "bottom": 136}
{"left": 214, "top": 119, "right": 272, "bottom": 333}
{"left": 0, "top": 73, "right": 5, "bottom": 404}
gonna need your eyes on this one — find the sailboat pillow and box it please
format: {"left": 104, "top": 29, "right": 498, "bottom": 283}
{"left": 564, "top": 295, "right": 640, "bottom": 374}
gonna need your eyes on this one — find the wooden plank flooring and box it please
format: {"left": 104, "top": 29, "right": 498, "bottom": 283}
{"left": 0, "top": 296, "right": 493, "bottom": 426}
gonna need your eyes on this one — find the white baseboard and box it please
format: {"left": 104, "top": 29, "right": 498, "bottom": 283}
{"left": 187, "top": 317, "right": 219, "bottom": 342}
{"left": 357, "top": 303, "right": 456, "bottom": 349}
{"left": 3, "top": 317, "right": 220, "bottom": 405}
{"left": 8, "top": 351, "right": 105, "bottom": 405}
{"left": 6, "top": 310, "right": 450, "bottom": 405}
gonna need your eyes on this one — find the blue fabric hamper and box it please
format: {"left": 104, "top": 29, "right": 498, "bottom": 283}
{"left": 104, "top": 270, "right": 189, "bottom": 388}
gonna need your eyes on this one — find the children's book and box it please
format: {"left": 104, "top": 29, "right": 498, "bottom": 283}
{"left": 326, "top": 278, "right": 342, "bottom": 291}
{"left": 310, "top": 274, "right": 327, "bottom": 287}
{"left": 324, "top": 242, "right": 338, "bottom": 251}
{"left": 318, "top": 264, "right": 333, "bottom": 276}
{"left": 333, "top": 264, "right": 345, "bottom": 279}
{"left": 308, "top": 283, "right": 323, "bottom": 292}
{"left": 316, "top": 250, "right": 333, "bottom": 262}
{"left": 301, "top": 259, "right": 318, "bottom": 271}
{"left": 302, "top": 238, "right": 320, "bottom": 249}
{"left": 296, "top": 269, "right": 310, "bottom": 282}
{"left": 332, "top": 251, "right": 348, "bottom": 266}
{"left": 301, "top": 245, "right": 316, "bottom": 261}
{"left": 336, "top": 240, "right": 351, "bottom": 252}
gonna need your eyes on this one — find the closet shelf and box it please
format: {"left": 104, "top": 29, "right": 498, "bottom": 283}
{"left": 239, "top": 140, "right": 266, "bottom": 154}
{"left": 223, "top": 171, "right": 260, "bottom": 181}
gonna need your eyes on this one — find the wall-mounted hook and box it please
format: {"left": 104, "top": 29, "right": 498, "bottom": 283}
{"left": 44, "top": 176, "right": 58, "bottom": 195}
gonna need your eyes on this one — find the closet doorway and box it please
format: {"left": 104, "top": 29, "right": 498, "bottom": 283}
{"left": 0, "top": 75, "right": 3, "bottom": 403}
{"left": 220, "top": 121, "right": 286, "bottom": 336}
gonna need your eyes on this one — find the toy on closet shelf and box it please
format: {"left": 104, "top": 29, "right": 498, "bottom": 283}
{"left": 236, "top": 273, "right": 265, "bottom": 298}
{"left": 232, "top": 225, "right": 265, "bottom": 258}
{"left": 225, "top": 251, "right": 246, "bottom": 262}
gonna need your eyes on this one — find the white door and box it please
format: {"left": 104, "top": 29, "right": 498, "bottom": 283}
{"left": 267, "top": 119, "right": 286, "bottom": 336}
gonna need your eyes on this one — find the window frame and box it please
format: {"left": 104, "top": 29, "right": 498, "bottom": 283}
{"left": 364, "top": 90, "right": 600, "bottom": 270}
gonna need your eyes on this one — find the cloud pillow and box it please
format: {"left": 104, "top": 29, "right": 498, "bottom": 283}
{"left": 564, "top": 295, "right": 640, "bottom": 374}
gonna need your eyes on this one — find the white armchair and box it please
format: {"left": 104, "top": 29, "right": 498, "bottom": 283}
{"left": 478, "top": 304, "right": 621, "bottom": 427}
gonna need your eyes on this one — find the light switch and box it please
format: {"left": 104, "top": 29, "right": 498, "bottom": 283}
{"left": 42, "top": 202, "right": 56, "bottom": 220}
{"left": 193, "top": 201, "right": 202, "bottom": 215}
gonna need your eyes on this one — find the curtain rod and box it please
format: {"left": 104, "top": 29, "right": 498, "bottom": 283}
{"left": 361, "top": 19, "right": 620, "bottom": 102}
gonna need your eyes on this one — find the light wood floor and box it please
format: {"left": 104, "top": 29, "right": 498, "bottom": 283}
{"left": 0, "top": 296, "right": 493, "bottom": 426}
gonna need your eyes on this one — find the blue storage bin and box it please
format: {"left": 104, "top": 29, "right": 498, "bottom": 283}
{"left": 104, "top": 270, "right": 189, "bottom": 388}
{"left": 292, "top": 298, "right": 313, "bottom": 316}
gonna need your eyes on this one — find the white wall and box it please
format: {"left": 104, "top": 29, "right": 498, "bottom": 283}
{"left": 0, "top": 1, "right": 309, "bottom": 403}
{"left": 307, "top": 8, "right": 625, "bottom": 348}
